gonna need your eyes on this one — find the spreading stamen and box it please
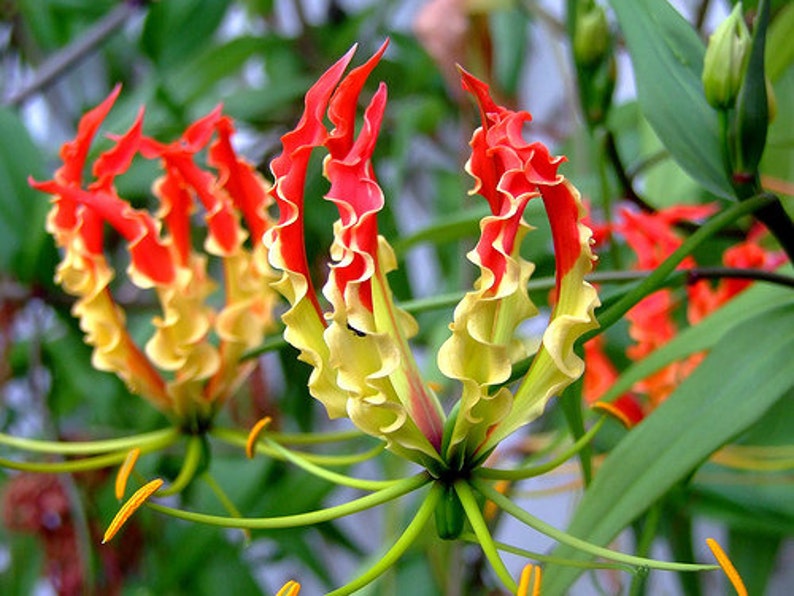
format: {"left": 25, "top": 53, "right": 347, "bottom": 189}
{"left": 517, "top": 563, "right": 542, "bottom": 596}
{"left": 706, "top": 538, "right": 747, "bottom": 596}
{"left": 246, "top": 416, "right": 273, "bottom": 459}
{"left": 114, "top": 447, "right": 141, "bottom": 499}
{"left": 103, "top": 478, "right": 164, "bottom": 543}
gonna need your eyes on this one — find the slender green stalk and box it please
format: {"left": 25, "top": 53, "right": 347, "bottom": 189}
{"left": 477, "top": 417, "right": 606, "bottom": 481}
{"left": 629, "top": 503, "right": 663, "bottom": 596}
{"left": 265, "top": 438, "right": 398, "bottom": 491}
{"left": 459, "top": 532, "right": 633, "bottom": 572}
{"left": 146, "top": 472, "right": 431, "bottom": 529}
{"left": 327, "top": 483, "right": 442, "bottom": 596}
{"left": 0, "top": 427, "right": 179, "bottom": 455}
{"left": 0, "top": 450, "right": 131, "bottom": 473}
{"left": 211, "top": 425, "right": 363, "bottom": 447}
{"left": 474, "top": 479, "right": 717, "bottom": 573}
{"left": 455, "top": 480, "right": 518, "bottom": 592}
{"left": 583, "top": 193, "right": 776, "bottom": 341}
{"left": 202, "top": 472, "right": 251, "bottom": 544}
{"left": 157, "top": 435, "right": 204, "bottom": 497}
{"left": 211, "top": 427, "right": 385, "bottom": 466}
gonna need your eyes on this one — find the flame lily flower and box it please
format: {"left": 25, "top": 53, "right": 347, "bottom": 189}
{"left": 584, "top": 205, "right": 784, "bottom": 420}
{"left": 30, "top": 88, "right": 278, "bottom": 430}
{"left": 265, "top": 42, "right": 599, "bottom": 471}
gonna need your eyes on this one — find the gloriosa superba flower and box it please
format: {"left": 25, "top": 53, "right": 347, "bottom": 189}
{"left": 30, "top": 86, "right": 279, "bottom": 430}
{"left": 264, "top": 41, "right": 600, "bottom": 472}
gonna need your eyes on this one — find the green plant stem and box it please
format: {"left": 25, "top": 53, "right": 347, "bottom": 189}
{"left": 459, "top": 532, "right": 633, "bottom": 572}
{"left": 327, "top": 483, "right": 442, "bottom": 596}
{"left": 478, "top": 416, "right": 606, "bottom": 481}
{"left": 455, "top": 480, "right": 518, "bottom": 592}
{"left": 202, "top": 471, "right": 251, "bottom": 544}
{"left": 629, "top": 502, "right": 663, "bottom": 596}
{"left": 210, "top": 427, "right": 385, "bottom": 466}
{"left": 157, "top": 435, "right": 204, "bottom": 497}
{"left": 473, "top": 479, "right": 718, "bottom": 573}
{"left": 146, "top": 472, "right": 431, "bottom": 529}
{"left": 582, "top": 193, "right": 776, "bottom": 341}
{"left": 264, "top": 438, "right": 398, "bottom": 491}
{"left": 0, "top": 450, "right": 131, "bottom": 473}
{"left": 0, "top": 427, "right": 179, "bottom": 455}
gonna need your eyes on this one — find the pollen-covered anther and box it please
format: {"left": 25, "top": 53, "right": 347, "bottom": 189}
{"left": 275, "top": 580, "right": 301, "bottom": 596}
{"left": 517, "top": 563, "right": 542, "bottom": 596}
{"left": 246, "top": 416, "right": 273, "bottom": 459}
{"left": 114, "top": 447, "right": 141, "bottom": 499}
{"left": 706, "top": 538, "right": 747, "bottom": 596}
{"left": 103, "top": 478, "right": 164, "bottom": 543}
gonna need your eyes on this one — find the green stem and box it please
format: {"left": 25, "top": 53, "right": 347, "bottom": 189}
{"left": 265, "top": 438, "right": 398, "bottom": 491}
{"left": 459, "top": 532, "right": 633, "bottom": 572}
{"left": 0, "top": 427, "right": 179, "bottom": 455}
{"left": 582, "top": 193, "right": 776, "bottom": 341}
{"left": 473, "top": 479, "right": 717, "bottom": 573}
{"left": 477, "top": 417, "right": 606, "bottom": 481}
{"left": 202, "top": 471, "right": 250, "bottom": 544}
{"left": 157, "top": 435, "right": 204, "bottom": 497}
{"left": 0, "top": 450, "right": 131, "bottom": 473}
{"left": 211, "top": 427, "right": 385, "bottom": 466}
{"left": 455, "top": 480, "right": 518, "bottom": 592}
{"left": 146, "top": 472, "right": 431, "bottom": 529}
{"left": 211, "top": 425, "right": 363, "bottom": 447}
{"left": 327, "top": 483, "right": 442, "bottom": 596}
{"left": 628, "top": 502, "right": 663, "bottom": 596}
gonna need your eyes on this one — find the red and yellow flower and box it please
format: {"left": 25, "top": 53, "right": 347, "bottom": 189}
{"left": 265, "top": 43, "right": 599, "bottom": 469}
{"left": 31, "top": 89, "right": 278, "bottom": 428}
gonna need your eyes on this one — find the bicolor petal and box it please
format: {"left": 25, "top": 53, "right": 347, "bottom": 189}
{"left": 444, "top": 70, "right": 599, "bottom": 458}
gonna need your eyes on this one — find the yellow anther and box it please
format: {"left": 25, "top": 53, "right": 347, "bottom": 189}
{"left": 103, "top": 478, "right": 163, "bottom": 543}
{"left": 593, "top": 400, "right": 635, "bottom": 429}
{"left": 706, "top": 538, "right": 747, "bottom": 596}
{"left": 517, "top": 563, "right": 542, "bottom": 596}
{"left": 275, "top": 580, "right": 301, "bottom": 596}
{"left": 246, "top": 416, "right": 273, "bottom": 459}
{"left": 484, "top": 479, "right": 511, "bottom": 520}
{"left": 115, "top": 447, "right": 141, "bottom": 500}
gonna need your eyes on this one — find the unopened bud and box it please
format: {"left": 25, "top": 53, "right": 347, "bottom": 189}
{"left": 573, "top": 1, "right": 610, "bottom": 67}
{"left": 702, "top": 4, "right": 750, "bottom": 109}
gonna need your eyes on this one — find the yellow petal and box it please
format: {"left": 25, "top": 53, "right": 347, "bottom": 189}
{"left": 275, "top": 580, "right": 301, "bottom": 596}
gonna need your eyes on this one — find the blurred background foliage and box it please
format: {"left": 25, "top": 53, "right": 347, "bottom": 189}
{"left": 0, "top": 0, "right": 792, "bottom": 594}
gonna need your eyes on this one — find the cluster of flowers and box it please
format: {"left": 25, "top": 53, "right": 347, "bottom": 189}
{"left": 13, "top": 41, "right": 760, "bottom": 595}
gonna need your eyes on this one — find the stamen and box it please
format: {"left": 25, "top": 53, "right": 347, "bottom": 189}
{"left": 246, "top": 416, "right": 272, "bottom": 459}
{"left": 276, "top": 580, "right": 301, "bottom": 596}
{"left": 103, "top": 478, "right": 163, "bottom": 543}
{"left": 115, "top": 447, "right": 141, "bottom": 499}
{"left": 484, "top": 479, "right": 511, "bottom": 520}
{"left": 593, "top": 400, "right": 636, "bottom": 429}
{"left": 517, "top": 563, "right": 542, "bottom": 596}
{"left": 706, "top": 538, "right": 747, "bottom": 596}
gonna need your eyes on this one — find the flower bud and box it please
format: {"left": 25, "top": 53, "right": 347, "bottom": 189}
{"left": 573, "top": 0, "right": 610, "bottom": 67}
{"left": 702, "top": 3, "right": 750, "bottom": 109}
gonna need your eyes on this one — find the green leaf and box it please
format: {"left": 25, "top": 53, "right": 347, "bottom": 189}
{"left": 609, "top": 0, "right": 733, "bottom": 198}
{"left": 0, "top": 107, "right": 50, "bottom": 281}
{"left": 543, "top": 302, "right": 794, "bottom": 594}
{"left": 767, "top": 2, "right": 794, "bottom": 82}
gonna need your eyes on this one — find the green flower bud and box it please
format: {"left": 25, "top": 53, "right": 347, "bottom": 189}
{"left": 702, "top": 3, "right": 751, "bottom": 109}
{"left": 573, "top": 1, "right": 610, "bottom": 67}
